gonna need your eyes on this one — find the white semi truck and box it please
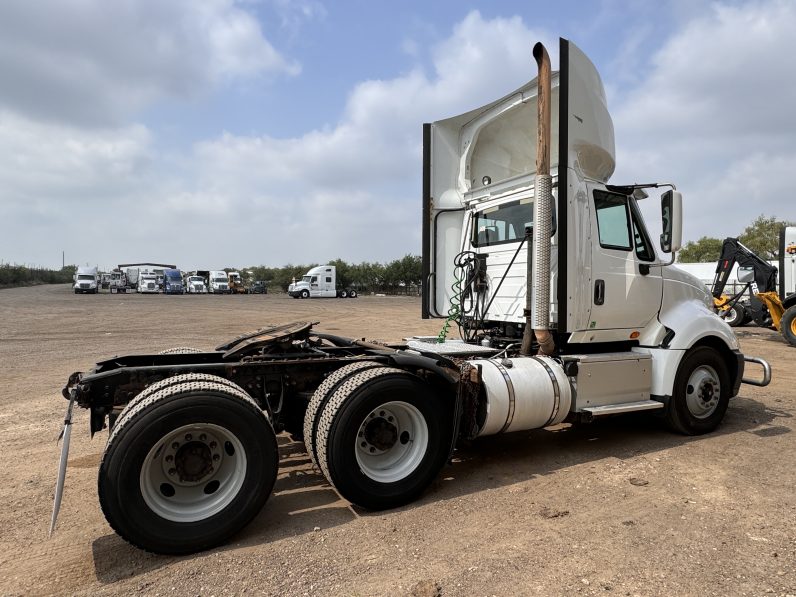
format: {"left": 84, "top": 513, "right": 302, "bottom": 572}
{"left": 288, "top": 265, "right": 358, "bottom": 298}
{"left": 184, "top": 274, "right": 208, "bottom": 294}
{"left": 209, "top": 270, "right": 229, "bottom": 294}
{"left": 54, "top": 39, "right": 770, "bottom": 556}
{"left": 72, "top": 266, "right": 98, "bottom": 294}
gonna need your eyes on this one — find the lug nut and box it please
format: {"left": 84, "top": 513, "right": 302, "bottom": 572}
{"left": 213, "top": 454, "right": 220, "bottom": 461}
{"left": 199, "top": 434, "right": 207, "bottom": 441}
{"left": 171, "top": 442, "right": 179, "bottom": 450}
{"left": 185, "top": 433, "right": 192, "bottom": 441}
{"left": 209, "top": 441, "right": 217, "bottom": 449}
{"left": 168, "top": 468, "right": 176, "bottom": 476}
{"left": 165, "top": 455, "right": 173, "bottom": 462}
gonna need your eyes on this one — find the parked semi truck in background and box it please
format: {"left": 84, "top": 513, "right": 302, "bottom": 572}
{"left": 72, "top": 266, "right": 98, "bottom": 294}
{"left": 163, "top": 268, "right": 184, "bottom": 295}
{"left": 288, "top": 265, "right": 358, "bottom": 298}
{"left": 184, "top": 274, "right": 208, "bottom": 294}
{"left": 137, "top": 273, "right": 159, "bottom": 293}
{"left": 53, "top": 39, "right": 771, "bottom": 557}
{"left": 209, "top": 270, "right": 229, "bottom": 294}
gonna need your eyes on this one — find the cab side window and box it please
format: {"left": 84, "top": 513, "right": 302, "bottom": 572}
{"left": 594, "top": 191, "right": 632, "bottom": 251}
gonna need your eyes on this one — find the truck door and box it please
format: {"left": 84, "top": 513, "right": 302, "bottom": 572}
{"left": 587, "top": 185, "right": 663, "bottom": 332}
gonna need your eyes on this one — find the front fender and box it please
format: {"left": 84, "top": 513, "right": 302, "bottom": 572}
{"left": 659, "top": 296, "right": 739, "bottom": 352}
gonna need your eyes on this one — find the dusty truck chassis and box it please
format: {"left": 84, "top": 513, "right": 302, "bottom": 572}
{"left": 59, "top": 321, "right": 478, "bottom": 554}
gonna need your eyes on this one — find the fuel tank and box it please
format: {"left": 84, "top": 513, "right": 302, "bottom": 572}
{"left": 470, "top": 356, "right": 571, "bottom": 436}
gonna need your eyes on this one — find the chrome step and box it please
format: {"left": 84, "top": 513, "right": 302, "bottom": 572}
{"left": 581, "top": 400, "right": 664, "bottom": 416}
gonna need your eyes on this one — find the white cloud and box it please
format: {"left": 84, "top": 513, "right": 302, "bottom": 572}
{"left": 612, "top": 0, "right": 796, "bottom": 243}
{"left": 8, "top": 4, "right": 794, "bottom": 272}
{"left": 0, "top": 0, "right": 298, "bottom": 127}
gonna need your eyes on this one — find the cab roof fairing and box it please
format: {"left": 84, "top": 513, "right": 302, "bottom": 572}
{"left": 429, "top": 41, "right": 615, "bottom": 211}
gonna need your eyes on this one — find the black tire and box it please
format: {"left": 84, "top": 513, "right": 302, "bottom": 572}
{"left": 158, "top": 346, "right": 203, "bottom": 355}
{"left": 315, "top": 367, "right": 452, "bottom": 510}
{"left": 348, "top": 289, "right": 357, "bottom": 298}
{"left": 303, "top": 361, "right": 384, "bottom": 467}
{"left": 723, "top": 304, "right": 744, "bottom": 327}
{"left": 99, "top": 381, "right": 278, "bottom": 555}
{"left": 340, "top": 289, "right": 348, "bottom": 298}
{"left": 113, "top": 373, "right": 249, "bottom": 431}
{"left": 300, "top": 289, "right": 309, "bottom": 299}
{"left": 781, "top": 306, "right": 796, "bottom": 347}
{"left": 666, "top": 346, "right": 731, "bottom": 435}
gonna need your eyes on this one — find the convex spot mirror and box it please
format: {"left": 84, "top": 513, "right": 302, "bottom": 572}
{"left": 737, "top": 266, "right": 755, "bottom": 284}
{"left": 660, "top": 190, "right": 683, "bottom": 253}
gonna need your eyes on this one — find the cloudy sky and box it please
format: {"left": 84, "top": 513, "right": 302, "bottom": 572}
{"left": 1, "top": 0, "right": 793, "bottom": 271}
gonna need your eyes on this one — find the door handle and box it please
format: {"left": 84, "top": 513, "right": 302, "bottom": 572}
{"left": 594, "top": 279, "right": 605, "bottom": 305}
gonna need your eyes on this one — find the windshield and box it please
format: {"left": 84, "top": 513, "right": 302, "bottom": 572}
{"left": 166, "top": 273, "right": 180, "bottom": 280}
{"left": 214, "top": 277, "right": 226, "bottom": 283}
{"left": 77, "top": 274, "right": 94, "bottom": 280}
{"left": 302, "top": 276, "right": 312, "bottom": 282}
{"left": 189, "top": 277, "right": 203, "bottom": 283}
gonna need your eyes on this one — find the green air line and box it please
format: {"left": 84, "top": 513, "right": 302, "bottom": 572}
{"left": 437, "top": 267, "right": 465, "bottom": 343}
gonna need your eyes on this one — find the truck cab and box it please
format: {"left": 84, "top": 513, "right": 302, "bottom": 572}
{"left": 421, "top": 38, "right": 756, "bottom": 423}
{"left": 209, "top": 270, "right": 229, "bottom": 294}
{"left": 163, "top": 269, "right": 183, "bottom": 294}
{"left": 73, "top": 266, "right": 98, "bottom": 294}
{"left": 137, "top": 274, "right": 159, "bottom": 293}
{"left": 185, "top": 275, "right": 207, "bottom": 294}
{"left": 288, "top": 265, "right": 357, "bottom": 298}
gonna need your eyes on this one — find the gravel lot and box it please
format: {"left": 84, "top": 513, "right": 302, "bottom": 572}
{"left": 1, "top": 284, "right": 794, "bottom": 596}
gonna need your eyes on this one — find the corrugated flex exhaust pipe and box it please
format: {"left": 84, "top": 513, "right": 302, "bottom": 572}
{"left": 521, "top": 42, "right": 555, "bottom": 356}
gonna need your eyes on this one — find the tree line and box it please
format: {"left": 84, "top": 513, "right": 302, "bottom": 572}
{"left": 0, "top": 264, "right": 77, "bottom": 288}
{"left": 244, "top": 255, "right": 423, "bottom": 294}
{"left": 678, "top": 215, "right": 794, "bottom": 263}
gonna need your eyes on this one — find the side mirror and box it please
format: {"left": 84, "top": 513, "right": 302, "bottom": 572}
{"left": 660, "top": 190, "right": 682, "bottom": 253}
{"left": 737, "top": 266, "right": 755, "bottom": 284}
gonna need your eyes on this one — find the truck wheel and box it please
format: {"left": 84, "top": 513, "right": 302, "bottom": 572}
{"left": 98, "top": 381, "right": 278, "bottom": 555}
{"left": 303, "top": 361, "right": 384, "bottom": 467}
{"left": 315, "top": 367, "right": 451, "bottom": 510}
{"left": 723, "top": 304, "right": 744, "bottom": 327}
{"left": 340, "top": 289, "right": 348, "bottom": 298}
{"left": 348, "top": 289, "right": 358, "bottom": 298}
{"left": 158, "top": 347, "right": 203, "bottom": 354}
{"left": 300, "top": 289, "right": 309, "bottom": 299}
{"left": 666, "top": 346, "right": 730, "bottom": 435}
{"left": 781, "top": 307, "right": 796, "bottom": 346}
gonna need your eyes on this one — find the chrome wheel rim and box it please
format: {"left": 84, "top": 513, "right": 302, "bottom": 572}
{"left": 140, "top": 423, "right": 246, "bottom": 522}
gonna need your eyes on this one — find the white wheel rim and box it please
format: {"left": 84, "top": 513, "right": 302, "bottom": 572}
{"left": 140, "top": 423, "right": 247, "bottom": 522}
{"left": 354, "top": 401, "right": 429, "bottom": 483}
{"left": 685, "top": 365, "right": 721, "bottom": 419}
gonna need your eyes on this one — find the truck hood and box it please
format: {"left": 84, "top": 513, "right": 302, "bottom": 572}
{"left": 663, "top": 264, "right": 713, "bottom": 309}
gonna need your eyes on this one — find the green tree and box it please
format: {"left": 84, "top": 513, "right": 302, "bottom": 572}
{"left": 738, "top": 214, "right": 795, "bottom": 260}
{"left": 677, "top": 236, "right": 723, "bottom": 263}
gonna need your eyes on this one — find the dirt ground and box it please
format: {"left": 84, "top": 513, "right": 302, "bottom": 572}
{"left": 0, "top": 284, "right": 794, "bottom": 597}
